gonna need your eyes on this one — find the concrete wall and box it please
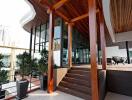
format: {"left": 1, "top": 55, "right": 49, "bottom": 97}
{"left": 53, "top": 50, "right": 60, "bottom": 66}
{"left": 53, "top": 68, "right": 68, "bottom": 89}
{"left": 107, "top": 70, "right": 132, "bottom": 97}
{"left": 115, "top": 31, "right": 132, "bottom": 42}
{"left": 106, "top": 46, "right": 127, "bottom": 58}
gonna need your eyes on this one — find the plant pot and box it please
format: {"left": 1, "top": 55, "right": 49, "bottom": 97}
{"left": 0, "top": 90, "right": 5, "bottom": 99}
{"left": 40, "top": 75, "right": 47, "bottom": 90}
{"left": 16, "top": 80, "right": 29, "bottom": 99}
{"left": 0, "top": 84, "right": 5, "bottom": 99}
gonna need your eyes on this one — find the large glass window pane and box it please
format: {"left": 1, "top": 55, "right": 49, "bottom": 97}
{"left": 62, "top": 21, "right": 68, "bottom": 66}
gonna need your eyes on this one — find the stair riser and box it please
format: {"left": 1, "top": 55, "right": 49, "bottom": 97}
{"left": 68, "top": 70, "right": 90, "bottom": 76}
{"left": 71, "top": 68, "right": 90, "bottom": 71}
{"left": 59, "top": 82, "right": 91, "bottom": 95}
{"left": 63, "top": 77, "right": 91, "bottom": 87}
{"left": 58, "top": 67, "right": 91, "bottom": 100}
{"left": 58, "top": 86, "right": 91, "bottom": 100}
{"left": 66, "top": 74, "right": 91, "bottom": 81}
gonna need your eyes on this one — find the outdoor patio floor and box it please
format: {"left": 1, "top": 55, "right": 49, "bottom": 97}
{"left": 22, "top": 90, "right": 83, "bottom": 100}
{"left": 17, "top": 90, "right": 132, "bottom": 100}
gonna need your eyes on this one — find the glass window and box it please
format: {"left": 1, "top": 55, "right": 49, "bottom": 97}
{"left": 54, "top": 18, "right": 61, "bottom": 39}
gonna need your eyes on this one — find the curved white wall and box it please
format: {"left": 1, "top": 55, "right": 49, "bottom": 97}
{"left": 20, "top": 0, "right": 36, "bottom": 28}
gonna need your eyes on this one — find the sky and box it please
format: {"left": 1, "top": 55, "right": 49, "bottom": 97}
{"left": 0, "top": 0, "right": 34, "bottom": 50}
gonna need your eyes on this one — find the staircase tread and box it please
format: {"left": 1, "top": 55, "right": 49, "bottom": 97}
{"left": 58, "top": 67, "right": 92, "bottom": 100}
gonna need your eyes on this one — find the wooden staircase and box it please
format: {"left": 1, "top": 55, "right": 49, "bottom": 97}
{"left": 57, "top": 67, "right": 92, "bottom": 100}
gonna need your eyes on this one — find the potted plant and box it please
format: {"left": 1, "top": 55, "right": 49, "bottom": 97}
{"left": 38, "top": 49, "right": 48, "bottom": 90}
{"left": 0, "top": 54, "right": 8, "bottom": 99}
{"left": 16, "top": 52, "right": 30, "bottom": 99}
{"left": 31, "top": 58, "right": 39, "bottom": 78}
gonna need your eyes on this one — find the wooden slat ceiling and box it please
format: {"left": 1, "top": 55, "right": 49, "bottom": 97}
{"left": 24, "top": 0, "right": 102, "bottom": 37}
{"left": 57, "top": 0, "right": 89, "bottom": 37}
{"left": 110, "top": 0, "right": 132, "bottom": 33}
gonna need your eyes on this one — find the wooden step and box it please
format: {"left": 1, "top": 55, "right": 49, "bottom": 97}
{"left": 66, "top": 73, "right": 91, "bottom": 81}
{"left": 68, "top": 69, "right": 91, "bottom": 76}
{"left": 71, "top": 67, "right": 90, "bottom": 71}
{"left": 58, "top": 86, "right": 91, "bottom": 100}
{"left": 57, "top": 67, "right": 92, "bottom": 99}
{"left": 63, "top": 77, "right": 91, "bottom": 87}
{"left": 59, "top": 81, "right": 91, "bottom": 95}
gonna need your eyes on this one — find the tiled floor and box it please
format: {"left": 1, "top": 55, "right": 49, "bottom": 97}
{"left": 22, "top": 90, "right": 132, "bottom": 100}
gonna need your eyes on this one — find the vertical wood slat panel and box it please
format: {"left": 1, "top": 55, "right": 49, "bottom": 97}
{"left": 88, "top": 0, "right": 99, "bottom": 100}
{"left": 99, "top": 12, "right": 107, "bottom": 70}
{"left": 68, "top": 23, "right": 72, "bottom": 67}
{"left": 48, "top": 11, "right": 54, "bottom": 93}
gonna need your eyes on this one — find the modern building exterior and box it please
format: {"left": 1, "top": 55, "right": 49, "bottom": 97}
{"left": 1, "top": 0, "right": 132, "bottom": 100}
{"left": 20, "top": 0, "right": 132, "bottom": 100}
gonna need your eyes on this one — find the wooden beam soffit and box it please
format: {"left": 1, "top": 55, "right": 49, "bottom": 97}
{"left": 50, "top": 0, "right": 68, "bottom": 11}
{"left": 71, "top": 9, "right": 99, "bottom": 23}
{"left": 55, "top": 11, "right": 70, "bottom": 22}
{"left": 39, "top": 0, "right": 70, "bottom": 23}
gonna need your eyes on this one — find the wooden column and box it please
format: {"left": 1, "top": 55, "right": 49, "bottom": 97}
{"left": 126, "top": 41, "right": 130, "bottom": 64}
{"left": 48, "top": 11, "right": 54, "bottom": 93}
{"left": 99, "top": 12, "right": 107, "bottom": 70}
{"left": 68, "top": 23, "right": 72, "bottom": 67}
{"left": 88, "top": 0, "right": 99, "bottom": 100}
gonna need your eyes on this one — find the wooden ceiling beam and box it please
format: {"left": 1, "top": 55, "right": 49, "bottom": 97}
{"left": 55, "top": 11, "right": 70, "bottom": 22}
{"left": 71, "top": 9, "right": 99, "bottom": 23}
{"left": 39, "top": 0, "right": 70, "bottom": 22}
{"left": 64, "top": 3, "right": 89, "bottom": 35}
{"left": 47, "top": 0, "right": 68, "bottom": 14}
{"left": 52, "top": 0, "right": 69, "bottom": 11}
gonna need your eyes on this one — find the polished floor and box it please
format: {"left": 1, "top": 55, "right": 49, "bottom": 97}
{"left": 21, "top": 90, "right": 132, "bottom": 100}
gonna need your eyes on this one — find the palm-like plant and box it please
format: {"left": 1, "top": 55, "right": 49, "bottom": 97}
{"left": 16, "top": 52, "right": 39, "bottom": 79}
{"left": 16, "top": 52, "right": 31, "bottom": 79}
{"left": 38, "top": 49, "right": 48, "bottom": 75}
{"left": 0, "top": 54, "right": 8, "bottom": 84}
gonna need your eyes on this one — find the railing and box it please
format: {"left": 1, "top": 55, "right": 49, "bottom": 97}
{"left": 0, "top": 72, "right": 40, "bottom": 99}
